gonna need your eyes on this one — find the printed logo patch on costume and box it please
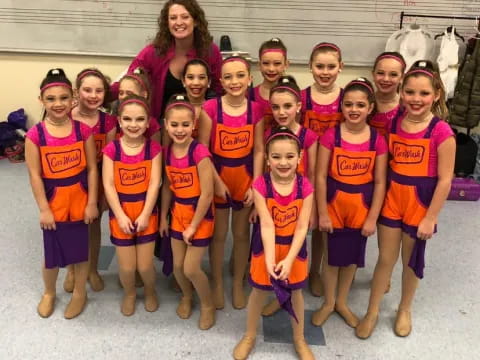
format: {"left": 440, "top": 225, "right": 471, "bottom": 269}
{"left": 336, "top": 155, "right": 372, "bottom": 176}
{"left": 46, "top": 149, "right": 82, "bottom": 173}
{"left": 120, "top": 167, "right": 147, "bottom": 186}
{"left": 170, "top": 171, "right": 194, "bottom": 189}
{"left": 219, "top": 130, "right": 251, "bottom": 151}
{"left": 308, "top": 118, "right": 333, "bottom": 136}
{"left": 272, "top": 206, "right": 299, "bottom": 228}
{"left": 393, "top": 142, "right": 425, "bottom": 164}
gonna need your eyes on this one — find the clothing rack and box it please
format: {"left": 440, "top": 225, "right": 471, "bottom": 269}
{"left": 399, "top": 12, "right": 479, "bottom": 29}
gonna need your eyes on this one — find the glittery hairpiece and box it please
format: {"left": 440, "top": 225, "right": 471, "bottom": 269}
{"left": 377, "top": 54, "right": 406, "bottom": 70}
{"left": 165, "top": 101, "right": 195, "bottom": 115}
{"left": 40, "top": 82, "right": 72, "bottom": 93}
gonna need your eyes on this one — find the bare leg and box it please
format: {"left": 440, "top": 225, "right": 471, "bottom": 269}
{"left": 172, "top": 239, "right": 194, "bottom": 319}
{"left": 309, "top": 229, "right": 324, "bottom": 297}
{"left": 64, "top": 261, "right": 89, "bottom": 319}
{"left": 209, "top": 208, "right": 229, "bottom": 309}
{"left": 231, "top": 206, "right": 251, "bottom": 309}
{"left": 38, "top": 266, "right": 59, "bottom": 318}
{"left": 356, "top": 225, "right": 402, "bottom": 339}
{"left": 291, "top": 290, "right": 314, "bottom": 360}
{"left": 335, "top": 264, "right": 359, "bottom": 327}
{"left": 136, "top": 241, "right": 158, "bottom": 312}
{"left": 88, "top": 217, "right": 104, "bottom": 291}
{"left": 116, "top": 246, "right": 137, "bottom": 316}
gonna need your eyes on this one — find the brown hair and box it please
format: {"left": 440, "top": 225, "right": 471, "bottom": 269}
{"left": 270, "top": 75, "right": 301, "bottom": 101}
{"left": 75, "top": 68, "right": 110, "bottom": 107}
{"left": 402, "top": 60, "right": 448, "bottom": 119}
{"left": 182, "top": 58, "right": 211, "bottom": 79}
{"left": 222, "top": 55, "right": 251, "bottom": 73}
{"left": 258, "top": 38, "right": 287, "bottom": 59}
{"left": 153, "top": 0, "right": 212, "bottom": 57}
{"left": 40, "top": 68, "right": 72, "bottom": 94}
{"left": 373, "top": 51, "right": 406, "bottom": 72}
{"left": 120, "top": 67, "right": 152, "bottom": 103}
{"left": 265, "top": 126, "right": 300, "bottom": 154}
{"left": 309, "top": 42, "right": 342, "bottom": 64}
{"left": 343, "top": 77, "right": 376, "bottom": 105}
{"left": 164, "top": 93, "right": 195, "bottom": 120}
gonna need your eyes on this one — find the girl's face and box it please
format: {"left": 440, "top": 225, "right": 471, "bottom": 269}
{"left": 118, "top": 78, "right": 145, "bottom": 102}
{"left": 40, "top": 86, "right": 73, "bottom": 122}
{"left": 259, "top": 51, "right": 288, "bottom": 84}
{"left": 267, "top": 139, "right": 300, "bottom": 180}
{"left": 118, "top": 103, "right": 149, "bottom": 140}
{"left": 220, "top": 60, "right": 251, "bottom": 97}
{"left": 168, "top": 4, "right": 195, "bottom": 40}
{"left": 183, "top": 64, "right": 210, "bottom": 101}
{"left": 401, "top": 76, "right": 439, "bottom": 118}
{"left": 373, "top": 58, "right": 403, "bottom": 95}
{"left": 310, "top": 51, "right": 342, "bottom": 89}
{"left": 165, "top": 107, "right": 194, "bottom": 145}
{"left": 270, "top": 91, "right": 301, "bottom": 128}
{"left": 342, "top": 90, "right": 374, "bottom": 126}
{"left": 77, "top": 75, "right": 105, "bottom": 111}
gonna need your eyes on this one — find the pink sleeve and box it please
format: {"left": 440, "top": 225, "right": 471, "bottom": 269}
{"left": 432, "top": 120, "right": 454, "bottom": 148}
{"left": 193, "top": 143, "right": 212, "bottom": 164}
{"left": 304, "top": 129, "right": 319, "bottom": 149}
{"left": 319, "top": 127, "right": 335, "bottom": 150}
{"left": 375, "top": 133, "right": 388, "bottom": 155}
{"left": 252, "top": 175, "right": 267, "bottom": 197}
{"left": 252, "top": 102, "right": 264, "bottom": 125}
{"left": 80, "top": 122, "right": 93, "bottom": 140}
{"left": 203, "top": 99, "right": 217, "bottom": 121}
{"left": 302, "top": 177, "right": 314, "bottom": 198}
{"left": 150, "top": 140, "right": 162, "bottom": 159}
{"left": 105, "top": 113, "right": 117, "bottom": 133}
{"left": 26, "top": 124, "right": 40, "bottom": 146}
{"left": 102, "top": 142, "right": 116, "bottom": 160}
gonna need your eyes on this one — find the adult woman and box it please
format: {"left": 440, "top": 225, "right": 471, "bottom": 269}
{"left": 111, "top": 0, "right": 222, "bottom": 121}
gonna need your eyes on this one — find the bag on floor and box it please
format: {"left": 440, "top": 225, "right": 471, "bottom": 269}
{"left": 448, "top": 177, "right": 480, "bottom": 201}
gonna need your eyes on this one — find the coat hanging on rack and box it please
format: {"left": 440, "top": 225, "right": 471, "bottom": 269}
{"left": 437, "top": 26, "right": 460, "bottom": 100}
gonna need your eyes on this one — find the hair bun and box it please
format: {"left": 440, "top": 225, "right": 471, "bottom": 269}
{"left": 52, "top": 69, "right": 60, "bottom": 75}
{"left": 271, "top": 38, "right": 280, "bottom": 42}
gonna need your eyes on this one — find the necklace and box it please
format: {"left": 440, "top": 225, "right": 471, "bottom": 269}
{"left": 314, "top": 83, "right": 336, "bottom": 94}
{"left": 405, "top": 114, "right": 432, "bottom": 124}
{"left": 45, "top": 117, "right": 69, "bottom": 127}
{"left": 78, "top": 108, "right": 97, "bottom": 117}
{"left": 121, "top": 139, "right": 143, "bottom": 148}
{"left": 224, "top": 97, "right": 246, "bottom": 108}
{"left": 376, "top": 94, "right": 398, "bottom": 104}
{"left": 271, "top": 173, "right": 296, "bottom": 185}
{"left": 343, "top": 125, "right": 366, "bottom": 134}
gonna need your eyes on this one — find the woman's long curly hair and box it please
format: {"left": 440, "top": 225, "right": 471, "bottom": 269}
{"left": 153, "top": 0, "right": 213, "bottom": 58}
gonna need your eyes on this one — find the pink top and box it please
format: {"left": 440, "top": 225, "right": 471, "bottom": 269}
{"left": 103, "top": 140, "right": 162, "bottom": 164}
{"left": 164, "top": 142, "right": 211, "bottom": 168}
{"left": 320, "top": 127, "right": 388, "bottom": 155}
{"left": 203, "top": 98, "right": 264, "bottom": 147}
{"left": 252, "top": 86, "right": 271, "bottom": 116}
{"left": 369, "top": 105, "right": 401, "bottom": 134}
{"left": 388, "top": 114, "right": 454, "bottom": 177}
{"left": 26, "top": 120, "right": 93, "bottom": 146}
{"left": 71, "top": 112, "right": 117, "bottom": 135}
{"left": 301, "top": 88, "right": 342, "bottom": 114}
{"left": 253, "top": 174, "right": 313, "bottom": 206}
{"left": 110, "top": 43, "right": 223, "bottom": 118}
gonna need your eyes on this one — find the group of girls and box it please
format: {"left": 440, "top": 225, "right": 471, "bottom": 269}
{"left": 25, "top": 36, "right": 455, "bottom": 360}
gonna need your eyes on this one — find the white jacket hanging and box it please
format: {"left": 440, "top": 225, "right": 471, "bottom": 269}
{"left": 437, "top": 27, "right": 460, "bottom": 99}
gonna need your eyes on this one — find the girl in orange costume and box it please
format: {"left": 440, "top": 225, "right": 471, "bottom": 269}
{"left": 25, "top": 68, "right": 98, "bottom": 319}
{"left": 356, "top": 61, "right": 455, "bottom": 339}
{"left": 160, "top": 94, "right": 216, "bottom": 330}
{"left": 233, "top": 127, "right": 314, "bottom": 360}
{"left": 102, "top": 95, "right": 161, "bottom": 316}
{"left": 313, "top": 78, "right": 387, "bottom": 328}
{"left": 302, "top": 42, "right": 344, "bottom": 297}
{"left": 198, "top": 56, "right": 265, "bottom": 310}
{"left": 62, "top": 68, "right": 116, "bottom": 293}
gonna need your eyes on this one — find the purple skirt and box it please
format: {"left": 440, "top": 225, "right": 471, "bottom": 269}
{"left": 327, "top": 228, "right": 367, "bottom": 267}
{"left": 43, "top": 221, "right": 89, "bottom": 269}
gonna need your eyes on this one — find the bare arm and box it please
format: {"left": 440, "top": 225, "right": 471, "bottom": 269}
{"left": 253, "top": 119, "right": 265, "bottom": 180}
{"left": 287, "top": 193, "right": 313, "bottom": 260}
{"left": 362, "top": 153, "right": 387, "bottom": 236}
{"left": 106, "top": 127, "right": 116, "bottom": 145}
{"left": 102, "top": 155, "right": 125, "bottom": 219}
{"left": 197, "top": 109, "right": 212, "bottom": 147}
{"left": 307, "top": 140, "right": 318, "bottom": 229}
{"left": 254, "top": 188, "right": 277, "bottom": 278}
{"left": 316, "top": 144, "right": 333, "bottom": 233}
{"left": 140, "top": 152, "right": 162, "bottom": 218}
{"left": 188, "top": 158, "right": 214, "bottom": 229}
{"left": 25, "top": 139, "right": 50, "bottom": 213}
{"left": 84, "top": 135, "right": 99, "bottom": 206}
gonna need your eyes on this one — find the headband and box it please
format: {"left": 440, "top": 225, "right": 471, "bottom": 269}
{"left": 313, "top": 42, "right": 342, "bottom": 56}
{"left": 222, "top": 56, "right": 250, "bottom": 70}
{"left": 266, "top": 130, "right": 300, "bottom": 146}
{"left": 347, "top": 80, "right": 374, "bottom": 94}
{"left": 124, "top": 73, "right": 147, "bottom": 92}
{"left": 40, "top": 82, "right": 72, "bottom": 93}
{"left": 271, "top": 86, "right": 301, "bottom": 100}
{"left": 118, "top": 98, "right": 149, "bottom": 113}
{"left": 376, "top": 54, "right": 406, "bottom": 69}
{"left": 406, "top": 69, "right": 434, "bottom": 78}
{"left": 78, "top": 70, "right": 103, "bottom": 82}
{"left": 165, "top": 101, "right": 195, "bottom": 115}
{"left": 260, "top": 48, "right": 287, "bottom": 57}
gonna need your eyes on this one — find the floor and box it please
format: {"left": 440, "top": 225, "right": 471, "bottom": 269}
{"left": 1, "top": 161, "right": 478, "bottom": 360}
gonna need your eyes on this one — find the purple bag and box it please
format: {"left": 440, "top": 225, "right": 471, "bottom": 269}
{"left": 447, "top": 177, "right": 480, "bottom": 201}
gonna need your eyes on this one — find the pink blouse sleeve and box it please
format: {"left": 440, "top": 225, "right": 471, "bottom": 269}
{"left": 252, "top": 102, "right": 264, "bottom": 125}
{"left": 150, "top": 140, "right": 162, "bottom": 159}
{"left": 102, "top": 142, "right": 116, "bottom": 160}
{"left": 375, "top": 132, "right": 388, "bottom": 155}
{"left": 252, "top": 175, "right": 267, "bottom": 197}
{"left": 203, "top": 99, "right": 217, "bottom": 121}
{"left": 105, "top": 113, "right": 118, "bottom": 133}
{"left": 26, "top": 124, "right": 40, "bottom": 146}
{"left": 302, "top": 177, "right": 314, "bottom": 198}
{"left": 319, "top": 127, "right": 335, "bottom": 150}
{"left": 193, "top": 143, "right": 212, "bottom": 164}
{"left": 432, "top": 120, "right": 454, "bottom": 149}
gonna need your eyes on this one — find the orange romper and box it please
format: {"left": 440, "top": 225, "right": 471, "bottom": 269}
{"left": 36, "top": 121, "right": 89, "bottom": 268}
{"left": 249, "top": 174, "right": 309, "bottom": 290}
{"left": 326, "top": 125, "right": 378, "bottom": 267}
{"left": 165, "top": 140, "right": 215, "bottom": 246}
{"left": 212, "top": 97, "right": 255, "bottom": 210}
{"left": 108, "top": 140, "right": 159, "bottom": 246}
{"left": 378, "top": 116, "right": 442, "bottom": 278}
{"left": 302, "top": 86, "right": 344, "bottom": 138}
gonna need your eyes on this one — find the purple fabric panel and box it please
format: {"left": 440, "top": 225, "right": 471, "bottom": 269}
{"left": 327, "top": 228, "right": 367, "bottom": 267}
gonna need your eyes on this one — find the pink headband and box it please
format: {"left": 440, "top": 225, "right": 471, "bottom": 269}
{"left": 124, "top": 74, "right": 147, "bottom": 92}
{"left": 271, "top": 86, "right": 301, "bottom": 100}
{"left": 118, "top": 98, "right": 149, "bottom": 113}
{"left": 347, "top": 80, "right": 374, "bottom": 94}
{"left": 165, "top": 102, "right": 195, "bottom": 116}
{"left": 406, "top": 69, "right": 434, "bottom": 78}
{"left": 260, "top": 48, "right": 287, "bottom": 57}
{"left": 78, "top": 70, "right": 103, "bottom": 82}
{"left": 313, "top": 42, "right": 342, "bottom": 56}
{"left": 40, "top": 82, "right": 72, "bottom": 93}
{"left": 222, "top": 56, "right": 250, "bottom": 70}
{"left": 266, "top": 131, "right": 300, "bottom": 146}
{"left": 377, "top": 54, "right": 406, "bottom": 69}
